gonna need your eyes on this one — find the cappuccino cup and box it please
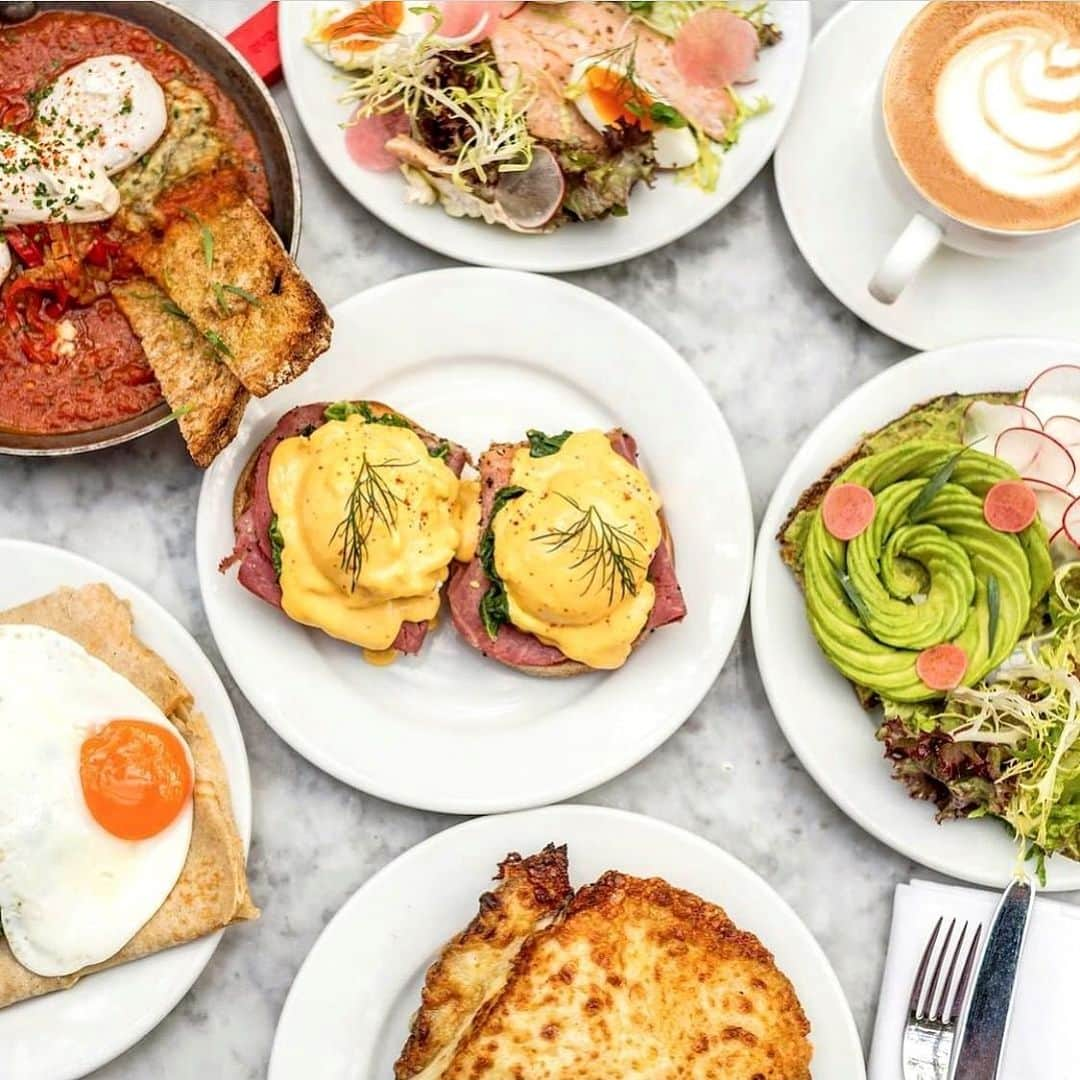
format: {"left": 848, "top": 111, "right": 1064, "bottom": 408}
{"left": 869, "top": 1, "right": 1080, "bottom": 305}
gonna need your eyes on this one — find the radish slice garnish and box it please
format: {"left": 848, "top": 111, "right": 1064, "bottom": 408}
{"left": 1023, "top": 364, "right": 1080, "bottom": 425}
{"left": 995, "top": 427, "right": 1076, "bottom": 488}
{"left": 433, "top": 1, "right": 493, "bottom": 43}
{"left": 494, "top": 145, "right": 565, "bottom": 229}
{"left": 962, "top": 401, "right": 1041, "bottom": 448}
{"left": 673, "top": 9, "right": 759, "bottom": 88}
{"left": 1023, "top": 478, "right": 1073, "bottom": 532}
{"left": 821, "top": 483, "right": 875, "bottom": 540}
{"left": 1064, "top": 495, "right": 1080, "bottom": 548}
{"left": 916, "top": 643, "right": 968, "bottom": 692}
{"left": 983, "top": 480, "right": 1037, "bottom": 534}
{"left": 344, "top": 107, "right": 411, "bottom": 171}
{"left": 1044, "top": 415, "right": 1080, "bottom": 457}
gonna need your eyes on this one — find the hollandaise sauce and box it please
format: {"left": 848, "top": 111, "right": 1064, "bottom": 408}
{"left": 268, "top": 415, "right": 464, "bottom": 652}
{"left": 492, "top": 430, "right": 663, "bottom": 669}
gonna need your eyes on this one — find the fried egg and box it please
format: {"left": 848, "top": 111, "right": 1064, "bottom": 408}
{"left": 306, "top": 1, "right": 432, "bottom": 70}
{"left": 569, "top": 56, "right": 699, "bottom": 170}
{"left": 0, "top": 625, "right": 194, "bottom": 978}
{"left": 35, "top": 55, "right": 168, "bottom": 176}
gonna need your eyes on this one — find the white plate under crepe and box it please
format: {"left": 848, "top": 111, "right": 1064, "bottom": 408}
{"left": 278, "top": 2, "right": 810, "bottom": 272}
{"left": 196, "top": 269, "right": 753, "bottom": 812}
{"left": 0, "top": 540, "right": 252, "bottom": 1080}
{"left": 268, "top": 805, "right": 866, "bottom": 1079}
{"left": 752, "top": 337, "right": 1080, "bottom": 890}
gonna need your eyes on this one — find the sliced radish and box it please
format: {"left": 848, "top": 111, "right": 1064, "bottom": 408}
{"left": 673, "top": 9, "right": 759, "bottom": 88}
{"left": 433, "top": 0, "right": 494, "bottom": 42}
{"left": 916, "top": 643, "right": 968, "bottom": 692}
{"left": 1050, "top": 526, "right": 1080, "bottom": 563}
{"left": 821, "top": 483, "right": 875, "bottom": 540}
{"left": 494, "top": 145, "right": 565, "bottom": 229}
{"left": 1044, "top": 415, "right": 1080, "bottom": 457}
{"left": 344, "top": 107, "right": 411, "bottom": 171}
{"left": 1064, "top": 494, "right": 1080, "bottom": 548}
{"left": 994, "top": 427, "right": 1076, "bottom": 488}
{"left": 1023, "top": 478, "right": 1073, "bottom": 532}
{"left": 1023, "top": 364, "right": 1080, "bottom": 425}
{"left": 983, "top": 480, "right": 1038, "bottom": 533}
{"left": 962, "top": 401, "right": 1041, "bottom": 448}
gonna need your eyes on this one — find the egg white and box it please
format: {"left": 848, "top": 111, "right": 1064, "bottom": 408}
{"left": 307, "top": 1, "right": 431, "bottom": 70}
{"left": 0, "top": 241, "right": 10, "bottom": 287}
{"left": 0, "top": 625, "right": 194, "bottom": 978}
{"left": 36, "top": 55, "right": 167, "bottom": 177}
{"left": 568, "top": 56, "right": 699, "bottom": 170}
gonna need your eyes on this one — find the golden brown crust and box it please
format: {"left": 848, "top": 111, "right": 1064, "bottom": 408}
{"left": 405, "top": 861, "right": 813, "bottom": 1079}
{"left": 0, "top": 585, "right": 256, "bottom": 1009}
{"left": 395, "top": 845, "right": 573, "bottom": 1079}
{"left": 130, "top": 192, "right": 333, "bottom": 398}
{"left": 113, "top": 279, "right": 249, "bottom": 467}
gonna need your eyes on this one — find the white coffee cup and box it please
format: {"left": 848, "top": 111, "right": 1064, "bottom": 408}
{"left": 868, "top": 31, "right": 1080, "bottom": 306}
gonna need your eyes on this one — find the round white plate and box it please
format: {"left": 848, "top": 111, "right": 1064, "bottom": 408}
{"left": 752, "top": 337, "right": 1080, "bottom": 890}
{"left": 775, "top": 1, "right": 1080, "bottom": 351}
{"left": 278, "top": 2, "right": 809, "bottom": 272}
{"left": 197, "top": 268, "right": 752, "bottom": 813}
{"left": 268, "top": 804, "right": 865, "bottom": 1079}
{"left": 0, "top": 540, "right": 252, "bottom": 1080}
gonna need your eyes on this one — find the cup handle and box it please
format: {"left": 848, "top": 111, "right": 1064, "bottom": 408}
{"left": 868, "top": 214, "right": 944, "bottom": 304}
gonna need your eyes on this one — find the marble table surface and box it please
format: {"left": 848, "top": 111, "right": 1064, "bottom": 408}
{"left": 4, "top": 1, "right": 1057, "bottom": 1076}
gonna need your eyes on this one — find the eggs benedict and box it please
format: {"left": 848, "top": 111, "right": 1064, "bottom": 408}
{"left": 447, "top": 428, "right": 686, "bottom": 675}
{"left": 226, "top": 401, "right": 472, "bottom": 662}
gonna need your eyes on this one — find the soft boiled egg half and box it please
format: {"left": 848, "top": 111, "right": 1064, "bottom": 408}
{"left": 306, "top": 1, "right": 433, "bottom": 70}
{"left": 0, "top": 625, "right": 194, "bottom": 978}
{"left": 569, "top": 56, "right": 699, "bottom": 170}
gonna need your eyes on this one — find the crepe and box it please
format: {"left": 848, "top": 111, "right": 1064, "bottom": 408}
{"left": 0, "top": 584, "right": 257, "bottom": 1009}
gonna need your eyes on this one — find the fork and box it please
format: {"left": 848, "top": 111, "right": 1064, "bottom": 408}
{"left": 902, "top": 916, "right": 983, "bottom": 1080}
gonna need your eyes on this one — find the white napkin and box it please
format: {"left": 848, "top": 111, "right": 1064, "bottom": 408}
{"left": 869, "top": 879, "right": 1080, "bottom": 1080}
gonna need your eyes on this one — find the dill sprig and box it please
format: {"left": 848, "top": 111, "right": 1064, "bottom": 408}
{"left": 330, "top": 455, "right": 415, "bottom": 590}
{"left": 533, "top": 493, "right": 646, "bottom": 604}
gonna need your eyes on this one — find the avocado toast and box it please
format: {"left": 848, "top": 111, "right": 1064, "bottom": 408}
{"left": 777, "top": 380, "right": 1080, "bottom": 870}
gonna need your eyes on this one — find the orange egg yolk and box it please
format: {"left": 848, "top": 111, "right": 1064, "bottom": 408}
{"left": 326, "top": 1, "right": 404, "bottom": 50}
{"left": 80, "top": 719, "right": 193, "bottom": 841}
{"left": 584, "top": 67, "right": 655, "bottom": 130}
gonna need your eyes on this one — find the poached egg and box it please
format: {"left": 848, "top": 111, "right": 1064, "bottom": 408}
{"left": 569, "top": 56, "right": 699, "bottom": 170}
{"left": 492, "top": 430, "right": 663, "bottom": 669}
{"left": 269, "top": 411, "right": 466, "bottom": 653}
{"left": 0, "top": 625, "right": 194, "bottom": 978}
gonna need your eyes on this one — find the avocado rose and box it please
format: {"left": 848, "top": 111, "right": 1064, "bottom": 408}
{"left": 802, "top": 440, "right": 1053, "bottom": 702}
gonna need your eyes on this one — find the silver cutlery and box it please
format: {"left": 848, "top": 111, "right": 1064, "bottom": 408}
{"left": 952, "top": 878, "right": 1035, "bottom": 1080}
{"left": 902, "top": 916, "right": 983, "bottom": 1080}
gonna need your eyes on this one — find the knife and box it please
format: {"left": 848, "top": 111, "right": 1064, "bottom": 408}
{"left": 951, "top": 877, "right": 1036, "bottom": 1080}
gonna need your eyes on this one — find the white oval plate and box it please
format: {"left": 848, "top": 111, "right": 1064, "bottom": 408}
{"left": 268, "top": 804, "right": 865, "bottom": 1080}
{"left": 752, "top": 337, "right": 1080, "bottom": 890}
{"left": 278, "top": 2, "right": 810, "bottom": 272}
{"left": 0, "top": 540, "right": 252, "bottom": 1080}
{"left": 775, "top": 1, "right": 1080, "bottom": 351}
{"left": 196, "top": 268, "right": 752, "bottom": 813}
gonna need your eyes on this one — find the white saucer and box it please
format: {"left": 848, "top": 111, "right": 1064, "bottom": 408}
{"left": 774, "top": 0, "right": 1080, "bottom": 351}
{"left": 268, "top": 805, "right": 865, "bottom": 1080}
{"left": 0, "top": 541, "right": 252, "bottom": 1080}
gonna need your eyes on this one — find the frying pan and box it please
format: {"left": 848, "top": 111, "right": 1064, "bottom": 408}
{"left": 0, "top": 0, "right": 302, "bottom": 456}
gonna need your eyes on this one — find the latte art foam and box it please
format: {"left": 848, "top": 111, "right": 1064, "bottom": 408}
{"left": 937, "top": 27, "right": 1080, "bottom": 200}
{"left": 884, "top": 2, "right": 1080, "bottom": 232}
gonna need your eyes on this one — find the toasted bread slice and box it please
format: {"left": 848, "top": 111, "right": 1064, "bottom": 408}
{"left": 129, "top": 191, "right": 332, "bottom": 397}
{"left": 113, "top": 279, "right": 248, "bottom": 467}
{"left": 396, "top": 845, "right": 572, "bottom": 1079}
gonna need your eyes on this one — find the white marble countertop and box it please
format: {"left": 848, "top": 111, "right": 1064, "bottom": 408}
{"left": 3, "top": 1, "right": 1052, "bottom": 1076}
